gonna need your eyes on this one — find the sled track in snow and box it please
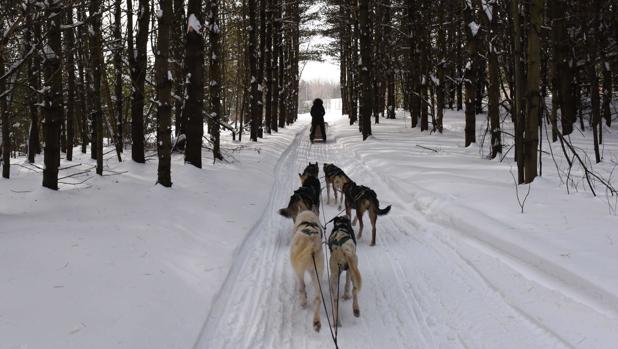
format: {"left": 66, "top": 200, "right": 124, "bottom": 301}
{"left": 193, "top": 118, "right": 571, "bottom": 349}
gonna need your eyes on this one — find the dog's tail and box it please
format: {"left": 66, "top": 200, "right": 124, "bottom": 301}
{"left": 279, "top": 208, "right": 291, "bottom": 218}
{"left": 377, "top": 204, "right": 391, "bottom": 216}
{"left": 344, "top": 251, "right": 362, "bottom": 293}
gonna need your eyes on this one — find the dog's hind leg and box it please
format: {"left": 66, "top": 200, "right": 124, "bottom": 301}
{"left": 296, "top": 269, "right": 307, "bottom": 308}
{"left": 369, "top": 208, "right": 378, "bottom": 246}
{"left": 352, "top": 277, "right": 360, "bottom": 318}
{"left": 326, "top": 181, "right": 331, "bottom": 204}
{"left": 356, "top": 210, "right": 364, "bottom": 240}
{"left": 343, "top": 271, "right": 351, "bottom": 300}
{"left": 329, "top": 259, "right": 342, "bottom": 327}
{"left": 310, "top": 267, "right": 322, "bottom": 332}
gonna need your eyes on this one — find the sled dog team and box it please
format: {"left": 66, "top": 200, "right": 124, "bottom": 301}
{"left": 279, "top": 162, "right": 392, "bottom": 332}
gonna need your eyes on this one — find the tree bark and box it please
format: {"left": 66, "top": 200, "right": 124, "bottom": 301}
{"left": 114, "top": 0, "right": 123, "bottom": 154}
{"left": 90, "top": 0, "right": 104, "bottom": 175}
{"left": 64, "top": 9, "right": 76, "bottom": 161}
{"left": 524, "top": 0, "right": 543, "bottom": 183}
{"left": 359, "top": 0, "right": 372, "bottom": 139}
{"left": 131, "top": 0, "right": 150, "bottom": 163}
{"left": 184, "top": 0, "right": 204, "bottom": 167}
{"left": 209, "top": 0, "right": 223, "bottom": 160}
{"left": 156, "top": 0, "right": 173, "bottom": 186}
{"left": 463, "top": 1, "right": 477, "bottom": 147}
{"left": 42, "top": 0, "right": 64, "bottom": 189}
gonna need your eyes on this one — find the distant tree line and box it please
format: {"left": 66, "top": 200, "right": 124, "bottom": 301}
{"left": 323, "top": 0, "right": 617, "bottom": 184}
{"left": 0, "top": 0, "right": 320, "bottom": 189}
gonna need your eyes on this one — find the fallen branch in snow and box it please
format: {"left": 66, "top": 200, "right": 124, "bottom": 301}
{"left": 416, "top": 145, "right": 438, "bottom": 152}
{"left": 58, "top": 163, "right": 83, "bottom": 171}
{"left": 510, "top": 166, "right": 531, "bottom": 214}
{"left": 58, "top": 170, "right": 92, "bottom": 180}
{"left": 58, "top": 176, "right": 93, "bottom": 186}
{"left": 14, "top": 163, "right": 41, "bottom": 173}
{"left": 10, "top": 189, "right": 32, "bottom": 193}
{"left": 102, "top": 170, "right": 128, "bottom": 176}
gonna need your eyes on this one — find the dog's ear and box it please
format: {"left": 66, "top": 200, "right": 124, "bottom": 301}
{"left": 278, "top": 208, "right": 291, "bottom": 218}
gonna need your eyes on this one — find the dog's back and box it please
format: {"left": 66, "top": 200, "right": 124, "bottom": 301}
{"left": 345, "top": 181, "right": 391, "bottom": 215}
{"left": 290, "top": 210, "right": 323, "bottom": 269}
{"left": 302, "top": 176, "right": 321, "bottom": 208}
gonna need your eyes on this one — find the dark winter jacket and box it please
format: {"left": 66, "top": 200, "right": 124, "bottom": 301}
{"left": 310, "top": 98, "right": 326, "bottom": 124}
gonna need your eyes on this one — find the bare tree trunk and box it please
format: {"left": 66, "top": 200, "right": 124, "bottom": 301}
{"left": 511, "top": 0, "right": 524, "bottom": 183}
{"left": 156, "top": 0, "right": 173, "bottom": 186}
{"left": 26, "top": 10, "right": 41, "bottom": 163}
{"left": 114, "top": 0, "right": 123, "bottom": 154}
{"left": 184, "top": 0, "right": 204, "bottom": 167}
{"left": 264, "top": 0, "right": 273, "bottom": 134}
{"left": 42, "top": 0, "right": 64, "bottom": 189}
{"left": 172, "top": 0, "right": 185, "bottom": 136}
{"left": 210, "top": 0, "right": 223, "bottom": 160}
{"left": 463, "top": 1, "right": 477, "bottom": 147}
{"left": 131, "top": 0, "right": 150, "bottom": 163}
{"left": 249, "top": 0, "right": 259, "bottom": 140}
{"left": 90, "top": 0, "right": 104, "bottom": 175}
{"left": 64, "top": 9, "right": 76, "bottom": 161}
{"left": 523, "top": 0, "right": 543, "bottom": 183}
{"left": 0, "top": 31, "right": 8, "bottom": 178}
{"left": 269, "top": 0, "right": 279, "bottom": 132}
{"left": 77, "top": 6, "right": 89, "bottom": 155}
{"left": 359, "top": 0, "right": 372, "bottom": 139}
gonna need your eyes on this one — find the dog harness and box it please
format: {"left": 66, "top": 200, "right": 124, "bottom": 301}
{"left": 328, "top": 228, "right": 354, "bottom": 251}
{"left": 299, "top": 221, "right": 322, "bottom": 237}
{"left": 324, "top": 165, "right": 345, "bottom": 178}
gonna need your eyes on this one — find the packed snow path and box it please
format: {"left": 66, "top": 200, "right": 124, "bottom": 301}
{"left": 193, "top": 110, "right": 572, "bottom": 349}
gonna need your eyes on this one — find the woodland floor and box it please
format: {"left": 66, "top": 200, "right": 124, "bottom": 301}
{"left": 2, "top": 100, "right": 618, "bottom": 348}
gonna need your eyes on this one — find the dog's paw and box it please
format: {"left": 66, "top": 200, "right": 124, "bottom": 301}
{"left": 300, "top": 295, "right": 307, "bottom": 308}
{"left": 313, "top": 320, "right": 321, "bottom": 332}
{"left": 353, "top": 308, "right": 360, "bottom": 317}
{"left": 342, "top": 293, "right": 351, "bottom": 300}
{"left": 370, "top": 241, "right": 376, "bottom": 246}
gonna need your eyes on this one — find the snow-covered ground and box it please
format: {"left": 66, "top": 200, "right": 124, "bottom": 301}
{"left": 1, "top": 100, "right": 617, "bottom": 348}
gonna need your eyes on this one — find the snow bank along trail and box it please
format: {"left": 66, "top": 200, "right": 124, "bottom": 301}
{"left": 194, "top": 109, "right": 572, "bottom": 349}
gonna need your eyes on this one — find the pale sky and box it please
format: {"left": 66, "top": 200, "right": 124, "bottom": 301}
{"left": 300, "top": 60, "right": 341, "bottom": 83}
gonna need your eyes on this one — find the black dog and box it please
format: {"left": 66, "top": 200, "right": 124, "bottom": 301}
{"left": 342, "top": 181, "right": 391, "bottom": 246}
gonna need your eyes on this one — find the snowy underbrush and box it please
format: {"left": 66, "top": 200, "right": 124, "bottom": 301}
{"left": 0, "top": 118, "right": 307, "bottom": 348}
{"left": 328, "top": 108, "right": 618, "bottom": 347}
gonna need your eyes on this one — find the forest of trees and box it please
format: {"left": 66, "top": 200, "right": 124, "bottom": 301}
{"left": 0, "top": 0, "right": 317, "bottom": 189}
{"left": 323, "top": 0, "right": 617, "bottom": 185}
{"left": 0, "top": 0, "right": 617, "bottom": 189}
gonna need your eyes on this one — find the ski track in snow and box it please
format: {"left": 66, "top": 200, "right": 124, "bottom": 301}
{"left": 193, "top": 114, "right": 571, "bottom": 349}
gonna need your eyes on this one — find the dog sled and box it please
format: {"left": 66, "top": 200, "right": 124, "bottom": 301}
{"left": 310, "top": 122, "right": 328, "bottom": 143}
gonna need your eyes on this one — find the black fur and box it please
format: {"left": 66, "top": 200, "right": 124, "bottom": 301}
{"left": 323, "top": 163, "right": 346, "bottom": 179}
{"left": 343, "top": 181, "right": 391, "bottom": 215}
{"left": 301, "top": 162, "right": 319, "bottom": 178}
{"left": 330, "top": 216, "right": 357, "bottom": 245}
{"left": 301, "top": 176, "right": 321, "bottom": 211}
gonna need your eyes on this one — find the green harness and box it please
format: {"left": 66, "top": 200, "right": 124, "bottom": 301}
{"left": 328, "top": 229, "right": 353, "bottom": 251}
{"left": 299, "top": 221, "right": 322, "bottom": 237}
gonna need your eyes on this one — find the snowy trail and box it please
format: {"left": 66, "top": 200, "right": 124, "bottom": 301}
{"left": 193, "top": 112, "right": 571, "bottom": 349}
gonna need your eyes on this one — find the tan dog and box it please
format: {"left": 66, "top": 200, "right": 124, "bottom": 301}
{"left": 343, "top": 181, "right": 391, "bottom": 246}
{"left": 323, "top": 163, "right": 350, "bottom": 208}
{"left": 328, "top": 216, "right": 361, "bottom": 326}
{"left": 290, "top": 210, "right": 324, "bottom": 332}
